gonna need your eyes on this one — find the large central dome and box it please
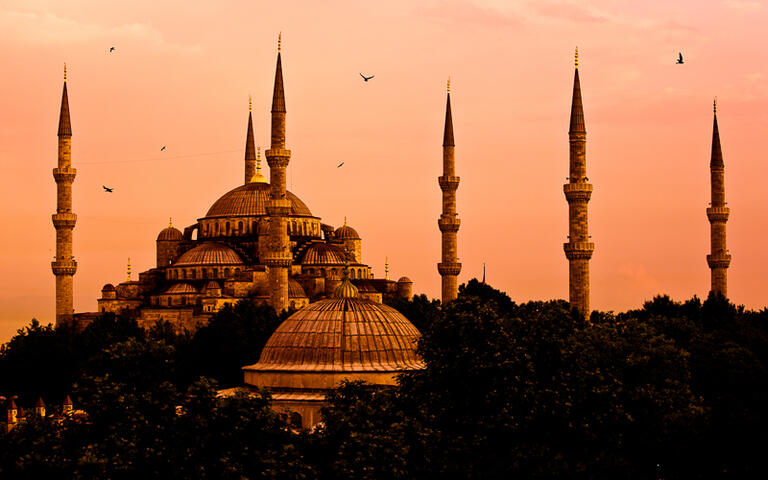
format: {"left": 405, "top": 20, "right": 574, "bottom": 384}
{"left": 205, "top": 182, "right": 313, "bottom": 218}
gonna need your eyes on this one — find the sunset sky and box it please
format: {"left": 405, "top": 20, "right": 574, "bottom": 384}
{"left": 1, "top": 0, "right": 767, "bottom": 342}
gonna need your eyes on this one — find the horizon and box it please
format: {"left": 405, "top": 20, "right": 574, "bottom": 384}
{"left": 2, "top": 0, "right": 767, "bottom": 342}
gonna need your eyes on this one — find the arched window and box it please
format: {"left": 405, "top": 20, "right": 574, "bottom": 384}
{"left": 181, "top": 297, "right": 187, "bottom": 305}
{"left": 167, "top": 297, "right": 171, "bottom": 306}
{"left": 290, "top": 412, "right": 302, "bottom": 428}
{"left": 224, "top": 268, "right": 230, "bottom": 277}
{"left": 350, "top": 269, "right": 356, "bottom": 279}
{"left": 226, "top": 222, "right": 230, "bottom": 235}
{"left": 238, "top": 221, "right": 243, "bottom": 234}
{"left": 191, "top": 269, "right": 196, "bottom": 279}
{"left": 215, "top": 223, "right": 219, "bottom": 235}
{"left": 213, "top": 268, "right": 218, "bottom": 277}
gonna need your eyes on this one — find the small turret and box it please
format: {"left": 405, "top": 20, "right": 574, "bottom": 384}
{"left": 35, "top": 397, "right": 46, "bottom": 417}
{"left": 63, "top": 394, "right": 73, "bottom": 414}
{"left": 157, "top": 218, "right": 183, "bottom": 267}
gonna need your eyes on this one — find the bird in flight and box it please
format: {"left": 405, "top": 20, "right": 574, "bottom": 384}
{"left": 676, "top": 52, "right": 684, "bottom": 64}
{"left": 360, "top": 73, "right": 375, "bottom": 82}
{"left": 160, "top": 146, "right": 166, "bottom": 151}
{"left": 103, "top": 186, "right": 114, "bottom": 192}
{"left": 337, "top": 162, "right": 344, "bottom": 168}
{"left": 109, "top": 47, "right": 116, "bottom": 53}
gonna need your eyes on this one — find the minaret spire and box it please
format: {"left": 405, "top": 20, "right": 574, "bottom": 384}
{"left": 244, "top": 96, "right": 257, "bottom": 184}
{"left": 264, "top": 34, "right": 292, "bottom": 312}
{"left": 563, "top": 48, "right": 594, "bottom": 317}
{"left": 438, "top": 78, "right": 461, "bottom": 304}
{"left": 707, "top": 98, "right": 731, "bottom": 297}
{"left": 52, "top": 65, "right": 77, "bottom": 327}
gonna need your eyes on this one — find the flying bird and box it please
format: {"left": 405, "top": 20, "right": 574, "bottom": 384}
{"left": 676, "top": 52, "right": 684, "bottom": 64}
{"left": 160, "top": 146, "right": 166, "bottom": 151}
{"left": 109, "top": 46, "right": 116, "bottom": 52}
{"left": 103, "top": 186, "right": 114, "bottom": 192}
{"left": 359, "top": 73, "right": 375, "bottom": 82}
{"left": 337, "top": 162, "right": 344, "bottom": 168}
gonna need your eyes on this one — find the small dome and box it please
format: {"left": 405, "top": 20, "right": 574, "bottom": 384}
{"left": 204, "top": 280, "right": 221, "bottom": 290}
{"left": 397, "top": 276, "right": 412, "bottom": 284}
{"left": 101, "top": 283, "right": 116, "bottom": 291}
{"left": 289, "top": 279, "right": 307, "bottom": 298}
{"left": 205, "top": 182, "right": 312, "bottom": 218}
{"left": 165, "top": 283, "right": 198, "bottom": 294}
{"left": 245, "top": 297, "right": 423, "bottom": 379}
{"left": 335, "top": 224, "right": 360, "bottom": 240}
{"left": 301, "top": 243, "right": 347, "bottom": 265}
{"left": 157, "top": 226, "right": 183, "bottom": 241}
{"left": 174, "top": 242, "right": 243, "bottom": 266}
{"left": 334, "top": 278, "right": 359, "bottom": 298}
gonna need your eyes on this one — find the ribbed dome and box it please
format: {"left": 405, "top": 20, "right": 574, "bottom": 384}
{"left": 301, "top": 243, "right": 347, "bottom": 265}
{"left": 204, "top": 280, "right": 221, "bottom": 290}
{"left": 165, "top": 283, "right": 198, "bottom": 294}
{"left": 248, "top": 298, "right": 423, "bottom": 374}
{"left": 157, "top": 226, "right": 183, "bottom": 241}
{"left": 205, "top": 182, "right": 312, "bottom": 218}
{"left": 101, "top": 283, "right": 116, "bottom": 291}
{"left": 335, "top": 224, "right": 360, "bottom": 240}
{"left": 289, "top": 279, "right": 307, "bottom": 298}
{"left": 174, "top": 242, "right": 243, "bottom": 266}
{"left": 397, "top": 276, "right": 412, "bottom": 284}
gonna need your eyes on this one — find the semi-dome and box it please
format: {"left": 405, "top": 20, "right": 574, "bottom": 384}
{"left": 301, "top": 243, "right": 347, "bottom": 265}
{"left": 288, "top": 279, "right": 307, "bottom": 298}
{"left": 157, "top": 226, "right": 183, "bottom": 241}
{"left": 174, "top": 242, "right": 243, "bottom": 266}
{"left": 165, "top": 283, "right": 198, "bottom": 294}
{"left": 205, "top": 182, "right": 312, "bottom": 218}
{"left": 334, "top": 224, "right": 360, "bottom": 240}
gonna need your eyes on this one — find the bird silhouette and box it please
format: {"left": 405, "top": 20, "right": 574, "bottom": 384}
{"left": 676, "top": 52, "right": 684, "bottom": 64}
{"left": 160, "top": 146, "right": 166, "bottom": 151}
{"left": 103, "top": 186, "right": 114, "bottom": 192}
{"left": 109, "top": 47, "right": 116, "bottom": 52}
{"left": 359, "top": 73, "right": 375, "bottom": 82}
{"left": 337, "top": 162, "right": 344, "bottom": 168}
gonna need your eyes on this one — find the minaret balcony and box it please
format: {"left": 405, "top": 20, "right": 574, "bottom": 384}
{"left": 563, "top": 242, "right": 594, "bottom": 260}
{"left": 264, "top": 254, "right": 292, "bottom": 268}
{"left": 707, "top": 254, "right": 731, "bottom": 269}
{"left": 52, "top": 167, "right": 77, "bottom": 183}
{"left": 51, "top": 259, "right": 78, "bottom": 276}
{"left": 438, "top": 176, "right": 460, "bottom": 191}
{"left": 706, "top": 206, "right": 730, "bottom": 222}
{"left": 563, "top": 183, "right": 593, "bottom": 202}
{"left": 438, "top": 215, "right": 461, "bottom": 233}
{"left": 52, "top": 213, "right": 77, "bottom": 228}
{"left": 265, "top": 148, "right": 291, "bottom": 167}
{"left": 437, "top": 262, "right": 462, "bottom": 276}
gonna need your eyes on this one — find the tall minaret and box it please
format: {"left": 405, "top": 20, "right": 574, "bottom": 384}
{"left": 707, "top": 98, "right": 731, "bottom": 297}
{"left": 437, "top": 78, "right": 461, "bottom": 304}
{"left": 264, "top": 34, "right": 292, "bottom": 312}
{"left": 244, "top": 95, "right": 257, "bottom": 184}
{"left": 51, "top": 64, "right": 78, "bottom": 327}
{"left": 563, "top": 48, "right": 594, "bottom": 316}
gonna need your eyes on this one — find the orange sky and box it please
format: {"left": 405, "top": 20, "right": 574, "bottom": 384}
{"left": 1, "top": 0, "right": 767, "bottom": 342}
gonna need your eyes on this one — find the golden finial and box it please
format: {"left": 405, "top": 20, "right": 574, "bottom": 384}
{"left": 249, "top": 95, "right": 252, "bottom": 112}
{"left": 714, "top": 97, "right": 717, "bottom": 114}
{"left": 575, "top": 47, "right": 579, "bottom": 69}
{"left": 126, "top": 257, "right": 131, "bottom": 281}
{"left": 63, "top": 63, "right": 67, "bottom": 82}
{"left": 447, "top": 77, "right": 451, "bottom": 93}
{"left": 385, "top": 257, "right": 389, "bottom": 280}
{"left": 256, "top": 146, "right": 261, "bottom": 171}
{"left": 169, "top": 217, "right": 173, "bottom": 228}
{"left": 278, "top": 32, "right": 282, "bottom": 53}
{"left": 344, "top": 216, "right": 347, "bottom": 226}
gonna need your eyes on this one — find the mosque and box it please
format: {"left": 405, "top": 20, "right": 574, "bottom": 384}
{"left": 49, "top": 40, "right": 730, "bottom": 428}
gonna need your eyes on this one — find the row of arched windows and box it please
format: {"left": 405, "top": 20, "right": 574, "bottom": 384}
{"left": 166, "top": 266, "right": 241, "bottom": 280}
{"left": 200, "top": 218, "right": 320, "bottom": 238}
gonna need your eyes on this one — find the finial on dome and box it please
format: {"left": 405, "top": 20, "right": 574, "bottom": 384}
{"left": 344, "top": 216, "right": 347, "bottom": 226}
{"left": 169, "top": 217, "right": 173, "bottom": 228}
{"left": 126, "top": 257, "right": 131, "bottom": 281}
{"left": 447, "top": 77, "right": 450, "bottom": 93}
{"left": 333, "top": 249, "right": 360, "bottom": 298}
{"left": 278, "top": 32, "right": 282, "bottom": 53}
{"left": 575, "top": 47, "right": 579, "bottom": 69}
{"left": 385, "top": 257, "right": 389, "bottom": 280}
{"left": 64, "top": 63, "right": 67, "bottom": 82}
{"left": 714, "top": 96, "right": 717, "bottom": 114}
{"left": 257, "top": 146, "right": 261, "bottom": 170}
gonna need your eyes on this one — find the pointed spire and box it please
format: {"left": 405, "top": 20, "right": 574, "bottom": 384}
{"left": 245, "top": 102, "right": 256, "bottom": 167}
{"left": 272, "top": 34, "right": 286, "bottom": 113}
{"left": 569, "top": 49, "right": 585, "bottom": 134}
{"left": 443, "top": 79, "right": 454, "bottom": 147}
{"left": 711, "top": 98, "right": 724, "bottom": 168}
{"left": 58, "top": 64, "right": 72, "bottom": 137}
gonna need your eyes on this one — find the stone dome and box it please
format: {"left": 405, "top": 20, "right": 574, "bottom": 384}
{"left": 174, "top": 242, "right": 243, "bottom": 266}
{"left": 243, "top": 294, "right": 424, "bottom": 388}
{"left": 334, "top": 224, "right": 360, "bottom": 240}
{"left": 301, "top": 243, "right": 347, "bottom": 265}
{"left": 157, "top": 226, "right": 183, "bottom": 241}
{"left": 165, "top": 283, "right": 198, "bottom": 294}
{"left": 101, "top": 283, "right": 116, "bottom": 291}
{"left": 205, "top": 182, "right": 312, "bottom": 218}
{"left": 289, "top": 279, "right": 307, "bottom": 298}
{"left": 397, "top": 276, "right": 412, "bottom": 284}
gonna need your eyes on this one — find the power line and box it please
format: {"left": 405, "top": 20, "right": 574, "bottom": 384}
{"left": 78, "top": 149, "right": 240, "bottom": 165}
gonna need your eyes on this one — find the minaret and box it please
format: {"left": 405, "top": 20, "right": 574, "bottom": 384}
{"left": 51, "top": 64, "right": 77, "bottom": 328}
{"left": 707, "top": 98, "right": 731, "bottom": 297}
{"left": 437, "top": 78, "right": 461, "bottom": 304}
{"left": 244, "top": 95, "right": 257, "bottom": 184}
{"left": 563, "top": 48, "right": 594, "bottom": 316}
{"left": 264, "top": 34, "right": 292, "bottom": 312}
